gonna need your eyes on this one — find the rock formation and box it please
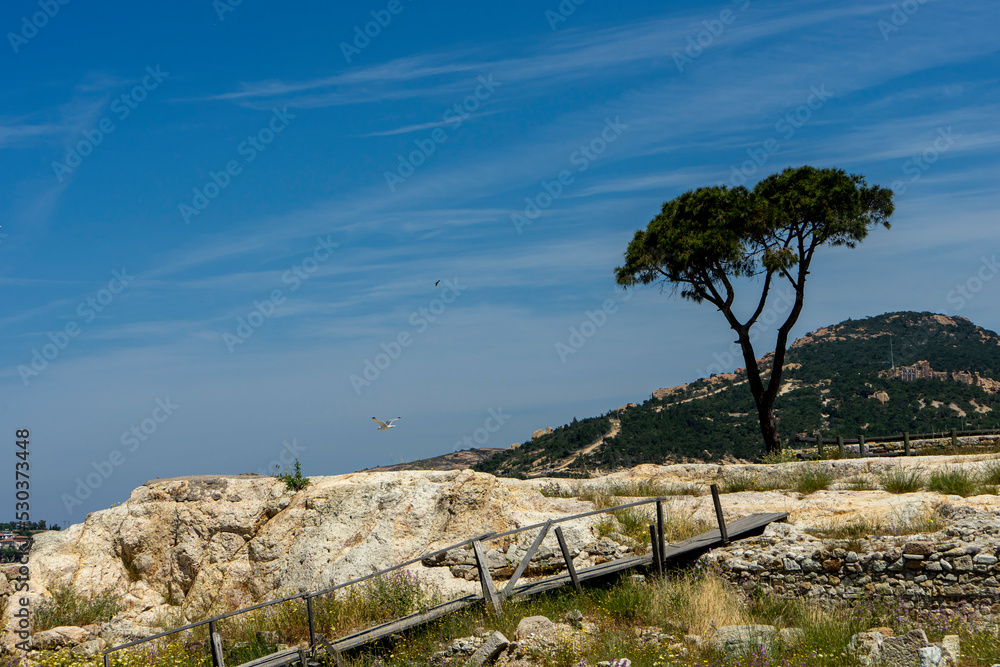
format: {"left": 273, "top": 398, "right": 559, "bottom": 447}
{"left": 3, "top": 470, "right": 598, "bottom": 650}
{"left": 880, "top": 360, "right": 1000, "bottom": 394}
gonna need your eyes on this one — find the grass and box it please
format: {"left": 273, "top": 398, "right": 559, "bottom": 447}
{"left": 842, "top": 475, "right": 878, "bottom": 491}
{"left": 720, "top": 471, "right": 783, "bottom": 493}
{"left": 34, "top": 584, "right": 121, "bottom": 632}
{"left": 980, "top": 459, "right": 1000, "bottom": 486}
{"left": 804, "top": 510, "right": 947, "bottom": 540}
{"left": 649, "top": 568, "right": 748, "bottom": 637}
{"left": 962, "top": 627, "right": 1000, "bottom": 666}
{"left": 29, "top": 564, "right": 1000, "bottom": 667}
{"left": 600, "top": 480, "right": 705, "bottom": 498}
{"left": 878, "top": 467, "right": 924, "bottom": 493}
{"left": 594, "top": 506, "right": 707, "bottom": 551}
{"left": 978, "top": 459, "right": 1000, "bottom": 495}
{"left": 927, "top": 467, "right": 980, "bottom": 497}
{"left": 793, "top": 469, "right": 833, "bottom": 495}
{"left": 549, "top": 460, "right": 1000, "bottom": 502}
{"left": 720, "top": 467, "right": 836, "bottom": 495}
{"left": 539, "top": 481, "right": 577, "bottom": 498}
{"left": 877, "top": 462, "right": 1000, "bottom": 497}
{"left": 540, "top": 480, "right": 705, "bottom": 502}
{"left": 105, "top": 570, "right": 432, "bottom": 666}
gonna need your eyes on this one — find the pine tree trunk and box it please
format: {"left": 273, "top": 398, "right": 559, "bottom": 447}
{"left": 756, "top": 401, "right": 781, "bottom": 453}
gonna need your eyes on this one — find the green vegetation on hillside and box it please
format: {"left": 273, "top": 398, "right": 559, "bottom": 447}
{"left": 475, "top": 312, "right": 1000, "bottom": 476}
{"left": 475, "top": 415, "right": 612, "bottom": 477}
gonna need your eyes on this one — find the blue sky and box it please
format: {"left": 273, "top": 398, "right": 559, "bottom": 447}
{"left": 2, "top": 0, "right": 999, "bottom": 525}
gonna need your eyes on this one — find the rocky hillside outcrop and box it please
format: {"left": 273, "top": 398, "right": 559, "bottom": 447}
{"left": 3, "top": 470, "right": 598, "bottom": 650}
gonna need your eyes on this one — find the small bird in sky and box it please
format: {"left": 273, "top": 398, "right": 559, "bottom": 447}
{"left": 434, "top": 280, "right": 440, "bottom": 286}
{"left": 372, "top": 417, "right": 402, "bottom": 430}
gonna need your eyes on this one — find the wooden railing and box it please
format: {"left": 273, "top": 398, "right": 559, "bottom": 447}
{"left": 102, "top": 492, "right": 732, "bottom": 667}
{"left": 793, "top": 427, "right": 1000, "bottom": 458}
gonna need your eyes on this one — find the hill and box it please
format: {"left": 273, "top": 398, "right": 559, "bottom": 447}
{"left": 360, "top": 448, "right": 505, "bottom": 472}
{"left": 474, "top": 311, "right": 1000, "bottom": 477}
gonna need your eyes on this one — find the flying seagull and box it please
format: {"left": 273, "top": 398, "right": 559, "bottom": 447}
{"left": 372, "top": 417, "right": 402, "bottom": 430}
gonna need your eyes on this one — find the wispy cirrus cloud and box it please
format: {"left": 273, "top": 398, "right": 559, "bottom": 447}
{"left": 1, "top": 91, "right": 107, "bottom": 149}
{"left": 358, "top": 111, "right": 502, "bottom": 137}
{"left": 0, "top": 119, "right": 66, "bottom": 148}
{"left": 199, "top": 3, "right": 890, "bottom": 112}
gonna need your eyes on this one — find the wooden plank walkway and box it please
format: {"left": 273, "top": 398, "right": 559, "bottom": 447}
{"left": 510, "top": 512, "right": 786, "bottom": 598}
{"left": 327, "top": 512, "right": 787, "bottom": 654}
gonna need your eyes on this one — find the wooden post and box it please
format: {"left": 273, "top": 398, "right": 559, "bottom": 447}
{"left": 103, "top": 655, "right": 110, "bottom": 667}
{"left": 502, "top": 520, "right": 551, "bottom": 599}
{"left": 209, "top": 620, "right": 225, "bottom": 667}
{"left": 306, "top": 595, "right": 316, "bottom": 649}
{"left": 554, "top": 526, "right": 582, "bottom": 594}
{"left": 951, "top": 428, "right": 958, "bottom": 451}
{"left": 858, "top": 434, "right": 866, "bottom": 457}
{"left": 904, "top": 431, "right": 911, "bottom": 456}
{"left": 816, "top": 431, "right": 823, "bottom": 458}
{"left": 837, "top": 435, "right": 844, "bottom": 459}
{"left": 709, "top": 484, "right": 729, "bottom": 545}
{"left": 655, "top": 500, "right": 666, "bottom": 566}
{"left": 472, "top": 540, "right": 502, "bottom": 614}
{"left": 649, "top": 525, "right": 663, "bottom": 577}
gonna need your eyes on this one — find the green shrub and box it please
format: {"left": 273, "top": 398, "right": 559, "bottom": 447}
{"left": 760, "top": 449, "right": 800, "bottom": 464}
{"left": 280, "top": 459, "right": 310, "bottom": 491}
{"left": 35, "top": 584, "right": 121, "bottom": 631}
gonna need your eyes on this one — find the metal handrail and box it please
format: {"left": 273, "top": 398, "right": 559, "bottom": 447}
{"left": 102, "top": 496, "right": 667, "bottom": 663}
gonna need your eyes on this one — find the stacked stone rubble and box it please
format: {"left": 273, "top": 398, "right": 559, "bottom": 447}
{"left": 710, "top": 511, "right": 1000, "bottom": 621}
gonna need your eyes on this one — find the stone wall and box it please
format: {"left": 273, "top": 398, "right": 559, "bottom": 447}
{"left": 710, "top": 508, "right": 1000, "bottom": 619}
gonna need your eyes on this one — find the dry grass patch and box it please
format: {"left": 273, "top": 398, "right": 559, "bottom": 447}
{"left": 720, "top": 470, "right": 784, "bottom": 493}
{"left": 649, "top": 569, "right": 749, "bottom": 638}
{"left": 804, "top": 509, "right": 946, "bottom": 541}
{"left": 841, "top": 474, "right": 878, "bottom": 491}
{"left": 601, "top": 479, "right": 705, "bottom": 497}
